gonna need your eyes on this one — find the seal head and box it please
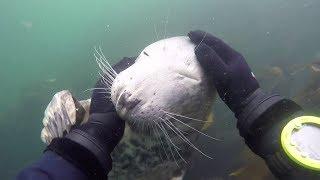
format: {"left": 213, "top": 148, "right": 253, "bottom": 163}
{"left": 111, "top": 36, "right": 216, "bottom": 134}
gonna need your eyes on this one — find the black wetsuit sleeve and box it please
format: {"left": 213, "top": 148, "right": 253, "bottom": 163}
{"left": 16, "top": 151, "right": 88, "bottom": 180}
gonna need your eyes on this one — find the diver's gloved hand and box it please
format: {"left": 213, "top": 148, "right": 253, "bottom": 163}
{"left": 188, "top": 30, "right": 260, "bottom": 113}
{"left": 189, "top": 31, "right": 315, "bottom": 179}
{"left": 47, "top": 57, "right": 135, "bottom": 180}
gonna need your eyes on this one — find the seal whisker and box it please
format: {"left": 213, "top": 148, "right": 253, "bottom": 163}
{"left": 151, "top": 124, "right": 165, "bottom": 163}
{"left": 154, "top": 119, "right": 179, "bottom": 167}
{"left": 165, "top": 113, "right": 221, "bottom": 141}
{"left": 158, "top": 122, "right": 180, "bottom": 167}
{"left": 153, "top": 24, "right": 160, "bottom": 41}
{"left": 98, "top": 72, "right": 113, "bottom": 88}
{"left": 94, "top": 46, "right": 117, "bottom": 76}
{"left": 83, "top": 88, "right": 109, "bottom": 93}
{"left": 95, "top": 58, "right": 115, "bottom": 91}
{"left": 98, "top": 69, "right": 115, "bottom": 82}
{"left": 158, "top": 118, "right": 182, "bottom": 151}
{"left": 100, "top": 78, "right": 112, "bottom": 89}
{"left": 157, "top": 123, "right": 178, "bottom": 166}
{"left": 161, "top": 110, "right": 209, "bottom": 123}
{"left": 98, "top": 46, "right": 117, "bottom": 75}
{"left": 94, "top": 51, "right": 116, "bottom": 78}
{"left": 95, "top": 57, "right": 116, "bottom": 83}
{"left": 131, "top": 118, "right": 138, "bottom": 127}
{"left": 160, "top": 117, "right": 187, "bottom": 164}
{"left": 194, "top": 32, "right": 207, "bottom": 52}
{"left": 185, "top": 31, "right": 208, "bottom": 70}
{"left": 164, "top": 116, "right": 214, "bottom": 160}
{"left": 96, "top": 61, "right": 116, "bottom": 81}
{"left": 153, "top": 121, "right": 170, "bottom": 161}
{"left": 163, "top": 9, "right": 170, "bottom": 40}
{"left": 161, "top": 9, "right": 170, "bottom": 51}
{"left": 94, "top": 47, "right": 117, "bottom": 90}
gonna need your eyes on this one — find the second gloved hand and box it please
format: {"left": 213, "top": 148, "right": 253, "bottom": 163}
{"left": 188, "top": 30, "right": 260, "bottom": 113}
{"left": 47, "top": 57, "right": 135, "bottom": 180}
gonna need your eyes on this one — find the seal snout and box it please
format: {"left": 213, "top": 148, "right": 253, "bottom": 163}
{"left": 118, "top": 91, "right": 141, "bottom": 111}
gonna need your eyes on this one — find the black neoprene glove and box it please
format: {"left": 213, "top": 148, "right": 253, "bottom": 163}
{"left": 47, "top": 57, "right": 135, "bottom": 180}
{"left": 188, "top": 30, "right": 260, "bottom": 113}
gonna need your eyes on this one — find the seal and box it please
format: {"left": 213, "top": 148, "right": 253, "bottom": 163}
{"left": 110, "top": 36, "right": 216, "bottom": 136}
{"left": 41, "top": 36, "right": 218, "bottom": 180}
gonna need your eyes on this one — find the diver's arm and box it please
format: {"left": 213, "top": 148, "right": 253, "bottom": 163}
{"left": 16, "top": 151, "right": 88, "bottom": 180}
{"left": 17, "top": 111, "right": 121, "bottom": 180}
{"left": 189, "top": 30, "right": 320, "bottom": 179}
{"left": 16, "top": 110, "right": 121, "bottom": 180}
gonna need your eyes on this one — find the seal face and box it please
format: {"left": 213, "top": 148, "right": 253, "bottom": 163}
{"left": 111, "top": 36, "right": 216, "bottom": 135}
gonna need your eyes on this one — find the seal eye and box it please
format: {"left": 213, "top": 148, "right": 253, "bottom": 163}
{"left": 143, "top": 51, "right": 149, "bottom": 56}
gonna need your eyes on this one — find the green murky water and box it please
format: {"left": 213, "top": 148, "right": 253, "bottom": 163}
{"left": 1, "top": 0, "right": 320, "bottom": 179}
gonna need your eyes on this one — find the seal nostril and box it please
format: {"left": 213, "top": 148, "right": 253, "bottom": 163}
{"left": 123, "top": 92, "right": 131, "bottom": 98}
{"left": 126, "top": 98, "right": 141, "bottom": 110}
{"left": 118, "top": 91, "right": 141, "bottom": 111}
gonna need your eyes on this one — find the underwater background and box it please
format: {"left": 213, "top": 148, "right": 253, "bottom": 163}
{"left": 1, "top": 0, "right": 320, "bottom": 179}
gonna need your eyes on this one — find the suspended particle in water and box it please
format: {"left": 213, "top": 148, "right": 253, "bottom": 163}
{"left": 105, "top": 24, "right": 110, "bottom": 32}
{"left": 21, "top": 21, "right": 33, "bottom": 29}
{"left": 266, "top": 31, "right": 271, "bottom": 36}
